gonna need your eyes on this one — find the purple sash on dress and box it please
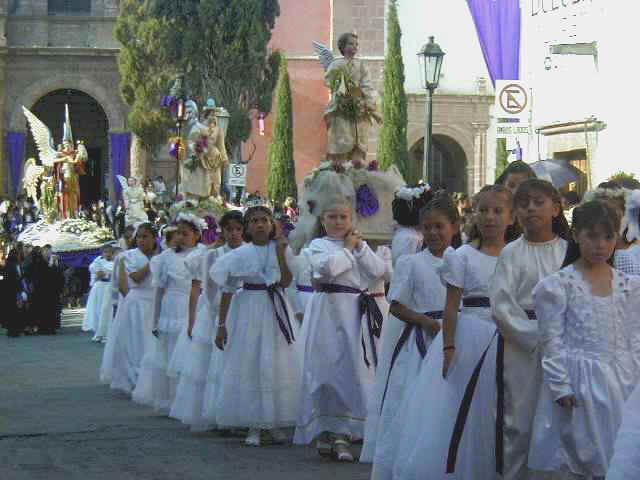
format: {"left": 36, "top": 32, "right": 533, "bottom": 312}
{"left": 296, "top": 284, "right": 313, "bottom": 293}
{"left": 380, "top": 310, "right": 444, "bottom": 412}
{"left": 243, "top": 283, "right": 295, "bottom": 344}
{"left": 317, "top": 283, "right": 383, "bottom": 368}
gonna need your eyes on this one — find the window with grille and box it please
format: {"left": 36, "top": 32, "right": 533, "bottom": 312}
{"left": 48, "top": 0, "right": 91, "bottom": 15}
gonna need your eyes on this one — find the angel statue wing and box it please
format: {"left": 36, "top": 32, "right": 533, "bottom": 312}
{"left": 116, "top": 175, "right": 129, "bottom": 193}
{"left": 22, "top": 106, "right": 58, "bottom": 167}
{"left": 312, "top": 41, "right": 335, "bottom": 72}
{"left": 23, "top": 158, "right": 45, "bottom": 204}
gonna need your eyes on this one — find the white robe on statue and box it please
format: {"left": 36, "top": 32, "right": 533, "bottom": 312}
{"left": 489, "top": 236, "right": 567, "bottom": 480}
{"left": 294, "top": 237, "right": 387, "bottom": 444}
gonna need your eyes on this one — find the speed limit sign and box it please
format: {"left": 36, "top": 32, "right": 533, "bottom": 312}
{"left": 227, "top": 164, "right": 247, "bottom": 187}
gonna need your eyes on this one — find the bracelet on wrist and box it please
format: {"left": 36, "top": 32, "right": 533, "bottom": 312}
{"left": 443, "top": 345, "right": 456, "bottom": 352}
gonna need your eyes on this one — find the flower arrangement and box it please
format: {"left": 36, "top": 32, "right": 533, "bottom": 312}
{"left": 326, "top": 66, "right": 382, "bottom": 125}
{"left": 81, "top": 226, "right": 114, "bottom": 245}
{"left": 57, "top": 219, "right": 96, "bottom": 235}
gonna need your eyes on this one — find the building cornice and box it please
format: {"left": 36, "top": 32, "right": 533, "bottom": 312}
{"left": 6, "top": 47, "right": 119, "bottom": 57}
{"left": 6, "top": 15, "right": 116, "bottom": 23}
{"left": 407, "top": 92, "right": 494, "bottom": 105}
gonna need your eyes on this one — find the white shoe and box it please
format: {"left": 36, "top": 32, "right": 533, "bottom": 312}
{"left": 245, "top": 429, "right": 261, "bottom": 447}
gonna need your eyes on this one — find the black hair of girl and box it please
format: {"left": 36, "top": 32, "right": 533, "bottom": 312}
{"left": 419, "top": 192, "right": 462, "bottom": 249}
{"left": 219, "top": 210, "right": 244, "bottom": 230}
{"left": 495, "top": 160, "right": 537, "bottom": 186}
{"left": 467, "top": 185, "right": 519, "bottom": 247}
{"left": 562, "top": 200, "right": 620, "bottom": 268}
{"left": 177, "top": 219, "right": 202, "bottom": 243}
{"left": 243, "top": 206, "right": 275, "bottom": 242}
{"left": 337, "top": 32, "right": 357, "bottom": 55}
{"left": 392, "top": 186, "right": 435, "bottom": 227}
{"left": 513, "top": 178, "right": 570, "bottom": 241}
{"left": 136, "top": 222, "right": 157, "bottom": 237}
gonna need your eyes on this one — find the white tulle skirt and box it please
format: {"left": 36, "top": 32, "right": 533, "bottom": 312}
{"left": 108, "top": 289, "right": 154, "bottom": 394}
{"left": 170, "top": 298, "right": 216, "bottom": 430}
{"left": 372, "top": 308, "right": 497, "bottom": 480}
{"left": 99, "top": 295, "right": 125, "bottom": 384}
{"left": 360, "top": 314, "right": 406, "bottom": 463}
{"left": 132, "top": 289, "right": 187, "bottom": 410}
{"left": 214, "top": 290, "right": 301, "bottom": 429}
{"left": 608, "top": 384, "right": 640, "bottom": 480}
{"left": 83, "top": 281, "right": 109, "bottom": 332}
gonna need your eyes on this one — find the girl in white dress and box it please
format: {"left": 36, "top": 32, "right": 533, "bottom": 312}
{"left": 490, "top": 179, "right": 570, "bottom": 480}
{"left": 360, "top": 185, "right": 433, "bottom": 463}
{"left": 95, "top": 245, "right": 122, "bottom": 343}
{"left": 293, "top": 195, "right": 387, "bottom": 462}
{"left": 109, "top": 223, "right": 157, "bottom": 394}
{"left": 83, "top": 246, "right": 115, "bottom": 337}
{"left": 368, "top": 193, "right": 462, "bottom": 477}
{"left": 212, "top": 206, "right": 299, "bottom": 446}
{"left": 529, "top": 200, "right": 640, "bottom": 478}
{"left": 608, "top": 382, "right": 640, "bottom": 480}
{"left": 376, "top": 186, "right": 516, "bottom": 480}
{"left": 132, "top": 215, "right": 202, "bottom": 410}
{"left": 171, "top": 211, "right": 244, "bottom": 430}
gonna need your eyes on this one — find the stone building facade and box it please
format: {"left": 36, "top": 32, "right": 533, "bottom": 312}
{"left": 0, "top": 0, "right": 129, "bottom": 201}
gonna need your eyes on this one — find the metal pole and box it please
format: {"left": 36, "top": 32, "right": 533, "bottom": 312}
{"left": 175, "top": 121, "right": 181, "bottom": 199}
{"left": 422, "top": 87, "right": 433, "bottom": 183}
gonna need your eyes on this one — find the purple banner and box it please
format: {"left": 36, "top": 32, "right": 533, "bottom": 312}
{"left": 7, "top": 131, "right": 26, "bottom": 198}
{"left": 466, "top": 0, "right": 521, "bottom": 86}
{"left": 110, "top": 132, "right": 131, "bottom": 199}
{"left": 57, "top": 248, "right": 101, "bottom": 268}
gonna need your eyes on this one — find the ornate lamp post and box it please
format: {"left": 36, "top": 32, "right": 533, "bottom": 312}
{"left": 417, "top": 36, "right": 445, "bottom": 183}
{"left": 169, "top": 75, "right": 188, "bottom": 199}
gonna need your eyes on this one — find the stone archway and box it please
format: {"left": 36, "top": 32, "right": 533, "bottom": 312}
{"left": 408, "top": 134, "right": 469, "bottom": 193}
{"left": 26, "top": 89, "right": 110, "bottom": 205}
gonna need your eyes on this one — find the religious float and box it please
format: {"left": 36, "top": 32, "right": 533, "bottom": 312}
{"left": 290, "top": 35, "right": 405, "bottom": 249}
{"left": 18, "top": 105, "right": 114, "bottom": 267}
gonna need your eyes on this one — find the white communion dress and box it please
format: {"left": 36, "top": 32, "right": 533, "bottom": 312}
{"left": 211, "top": 241, "right": 301, "bottom": 430}
{"left": 294, "top": 237, "right": 387, "bottom": 444}
{"left": 171, "top": 245, "right": 232, "bottom": 430}
{"left": 373, "top": 245, "right": 500, "bottom": 480}
{"left": 365, "top": 247, "right": 447, "bottom": 473}
{"left": 108, "top": 248, "right": 154, "bottom": 394}
{"left": 132, "top": 246, "right": 193, "bottom": 410}
{"left": 529, "top": 265, "right": 640, "bottom": 477}
{"left": 608, "top": 382, "right": 640, "bottom": 480}
{"left": 489, "top": 236, "right": 567, "bottom": 480}
{"left": 83, "top": 256, "right": 113, "bottom": 334}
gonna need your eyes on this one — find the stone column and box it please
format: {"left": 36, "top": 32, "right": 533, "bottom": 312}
{"left": 129, "top": 134, "right": 150, "bottom": 180}
{"left": 472, "top": 123, "right": 489, "bottom": 193}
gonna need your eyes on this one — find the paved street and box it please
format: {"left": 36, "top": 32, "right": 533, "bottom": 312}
{"left": 0, "top": 312, "right": 371, "bottom": 480}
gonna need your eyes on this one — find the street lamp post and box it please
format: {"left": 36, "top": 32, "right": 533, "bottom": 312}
{"left": 417, "top": 36, "right": 445, "bottom": 184}
{"left": 169, "top": 75, "right": 188, "bottom": 199}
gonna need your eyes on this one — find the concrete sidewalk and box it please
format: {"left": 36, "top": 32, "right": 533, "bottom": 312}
{"left": 0, "top": 324, "right": 372, "bottom": 480}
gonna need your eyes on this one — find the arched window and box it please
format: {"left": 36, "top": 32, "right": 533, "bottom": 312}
{"left": 48, "top": 0, "right": 91, "bottom": 15}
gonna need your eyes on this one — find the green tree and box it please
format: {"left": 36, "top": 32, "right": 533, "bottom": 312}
{"left": 115, "top": 0, "right": 176, "bottom": 149}
{"left": 609, "top": 171, "right": 640, "bottom": 189}
{"left": 267, "top": 57, "right": 296, "bottom": 203}
{"left": 149, "top": 0, "right": 281, "bottom": 162}
{"left": 495, "top": 138, "right": 509, "bottom": 180}
{"left": 377, "top": 0, "right": 409, "bottom": 177}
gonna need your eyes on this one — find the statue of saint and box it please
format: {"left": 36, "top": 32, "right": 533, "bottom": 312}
{"left": 320, "top": 33, "right": 380, "bottom": 168}
{"left": 180, "top": 100, "right": 228, "bottom": 200}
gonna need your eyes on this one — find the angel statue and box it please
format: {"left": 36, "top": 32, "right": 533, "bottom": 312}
{"left": 22, "top": 105, "right": 86, "bottom": 220}
{"left": 313, "top": 33, "right": 381, "bottom": 168}
{"left": 117, "top": 175, "right": 148, "bottom": 225}
{"left": 180, "top": 100, "right": 227, "bottom": 200}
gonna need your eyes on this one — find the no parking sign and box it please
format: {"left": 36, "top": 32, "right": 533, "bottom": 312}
{"left": 227, "top": 164, "right": 247, "bottom": 187}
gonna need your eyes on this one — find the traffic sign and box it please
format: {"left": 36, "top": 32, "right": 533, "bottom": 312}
{"left": 227, "top": 164, "right": 247, "bottom": 187}
{"left": 495, "top": 80, "right": 531, "bottom": 139}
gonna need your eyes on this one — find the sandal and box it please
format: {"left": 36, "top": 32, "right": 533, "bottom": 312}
{"left": 333, "top": 439, "right": 354, "bottom": 462}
